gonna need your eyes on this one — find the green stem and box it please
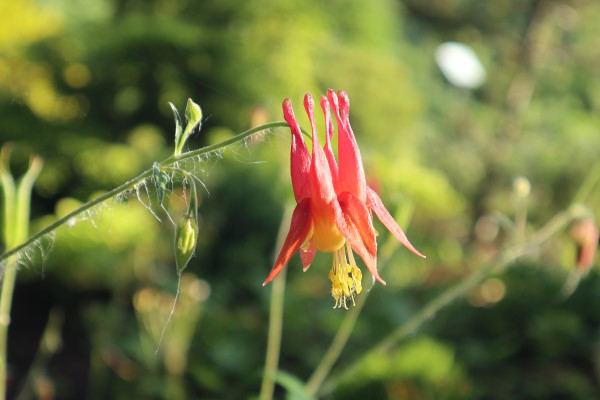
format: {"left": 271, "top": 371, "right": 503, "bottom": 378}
{"left": 15, "top": 158, "right": 43, "bottom": 244}
{"left": 304, "top": 201, "right": 416, "bottom": 395}
{"left": 319, "top": 204, "right": 586, "bottom": 396}
{"left": 0, "top": 121, "right": 291, "bottom": 265}
{"left": 304, "top": 233, "right": 400, "bottom": 396}
{"left": 259, "top": 204, "right": 293, "bottom": 400}
{"left": 0, "top": 169, "right": 151, "bottom": 265}
{"left": 0, "top": 174, "right": 14, "bottom": 246}
{"left": 0, "top": 265, "right": 16, "bottom": 400}
{"left": 0, "top": 151, "right": 16, "bottom": 400}
{"left": 514, "top": 196, "right": 528, "bottom": 244}
{"left": 160, "top": 121, "right": 291, "bottom": 166}
{"left": 574, "top": 160, "right": 600, "bottom": 203}
{"left": 0, "top": 156, "right": 41, "bottom": 400}
{"left": 304, "top": 284, "right": 367, "bottom": 396}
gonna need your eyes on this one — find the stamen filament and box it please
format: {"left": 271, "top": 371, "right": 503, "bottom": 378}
{"left": 328, "top": 242, "right": 363, "bottom": 309}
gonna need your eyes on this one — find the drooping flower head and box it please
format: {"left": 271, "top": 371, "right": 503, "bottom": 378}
{"left": 264, "top": 90, "right": 425, "bottom": 308}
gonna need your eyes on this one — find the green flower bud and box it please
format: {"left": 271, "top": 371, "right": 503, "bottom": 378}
{"left": 173, "top": 98, "right": 203, "bottom": 156}
{"left": 184, "top": 98, "right": 202, "bottom": 134}
{"left": 174, "top": 215, "right": 198, "bottom": 275}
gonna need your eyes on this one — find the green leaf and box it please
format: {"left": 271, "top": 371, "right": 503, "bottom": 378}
{"left": 273, "top": 370, "right": 316, "bottom": 400}
{"left": 152, "top": 162, "right": 169, "bottom": 204}
{"left": 169, "top": 102, "right": 183, "bottom": 149}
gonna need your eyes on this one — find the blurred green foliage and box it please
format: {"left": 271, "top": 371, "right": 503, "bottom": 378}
{"left": 2, "top": 0, "right": 600, "bottom": 398}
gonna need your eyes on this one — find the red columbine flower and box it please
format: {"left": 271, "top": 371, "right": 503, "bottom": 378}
{"left": 263, "top": 90, "right": 425, "bottom": 308}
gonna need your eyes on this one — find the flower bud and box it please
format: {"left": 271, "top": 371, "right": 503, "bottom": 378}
{"left": 513, "top": 176, "right": 531, "bottom": 199}
{"left": 184, "top": 98, "right": 203, "bottom": 134}
{"left": 174, "top": 215, "right": 198, "bottom": 275}
{"left": 172, "top": 98, "right": 203, "bottom": 156}
{"left": 570, "top": 218, "right": 599, "bottom": 273}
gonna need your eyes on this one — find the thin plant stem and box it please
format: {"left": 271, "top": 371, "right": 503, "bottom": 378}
{"left": 0, "top": 151, "right": 14, "bottom": 243}
{"left": 304, "top": 278, "right": 366, "bottom": 396}
{"left": 0, "top": 265, "right": 16, "bottom": 400}
{"left": 574, "top": 160, "right": 600, "bottom": 204}
{"left": 0, "top": 157, "right": 42, "bottom": 400}
{"left": 0, "top": 152, "right": 15, "bottom": 400}
{"left": 514, "top": 189, "right": 529, "bottom": 244}
{"left": 304, "top": 201, "right": 416, "bottom": 395}
{"left": 0, "top": 121, "right": 293, "bottom": 265}
{"left": 319, "top": 204, "right": 587, "bottom": 396}
{"left": 259, "top": 204, "right": 293, "bottom": 400}
{"left": 304, "top": 233, "right": 400, "bottom": 395}
{"left": 154, "top": 274, "right": 182, "bottom": 354}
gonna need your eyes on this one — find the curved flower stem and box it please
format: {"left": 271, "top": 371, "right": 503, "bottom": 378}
{"left": 259, "top": 204, "right": 293, "bottom": 400}
{"left": 318, "top": 204, "right": 587, "bottom": 397}
{"left": 0, "top": 121, "right": 293, "bottom": 265}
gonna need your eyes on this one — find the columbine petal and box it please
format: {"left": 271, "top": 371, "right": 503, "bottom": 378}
{"left": 283, "top": 98, "right": 311, "bottom": 202}
{"left": 264, "top": 198, "right": 313, "bottom": 285}
{"left": 367, "top": 186, "right": 426, "bottom": 258}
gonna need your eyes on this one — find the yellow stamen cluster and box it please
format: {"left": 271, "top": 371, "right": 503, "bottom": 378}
{"left": 329, "top": 242, "right": 363, "bottom": 309}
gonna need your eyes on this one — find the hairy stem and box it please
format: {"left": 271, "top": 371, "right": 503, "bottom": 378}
{"left": 0, "top": 121, "right": 291, "bottom": 265}
{"left": 319, "top": 204, "right": 586, "bottom": 396}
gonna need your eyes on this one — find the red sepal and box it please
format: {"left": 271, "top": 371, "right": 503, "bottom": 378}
{"left": 336, "top": 191, "right": 384, "bottom": 284}
{"left": 305, "top": 94, "right": 338, "bottom": 211}
{"left": 328, "top": 89, "right": 367, "bottom": 202}
{"left": 283, "top": 98, "right": 311, "bottom": 202}
{"left": 367, "top": 187, "right": 425, "bottom": 258}
{"left": 263, "top": 198, "right": 313, "bottom": 285}
{"left": 320, "top": 96, "right": 338, "bottom": 191}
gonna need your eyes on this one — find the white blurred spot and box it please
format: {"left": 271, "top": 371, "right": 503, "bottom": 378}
{"left": 435, "top": 42, "right": 486, "bottom": 89}
{"left": 513, "top": 176, "right": 531, "bottom": 198}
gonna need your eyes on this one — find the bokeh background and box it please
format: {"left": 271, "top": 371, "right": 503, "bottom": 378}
{"left": 2, "top": 0, "right": 600, "bottom": 398}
